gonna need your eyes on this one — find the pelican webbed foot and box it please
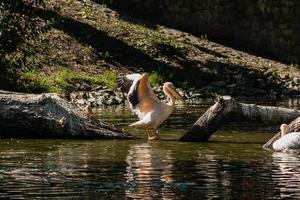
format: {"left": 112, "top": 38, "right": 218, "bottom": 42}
{"left": 147, "top": 129, "right": 160, "bottom": 141}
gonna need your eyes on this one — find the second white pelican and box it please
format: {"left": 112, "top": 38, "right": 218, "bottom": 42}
{"left": 273, "top": 124, "right": 300, "bottom": 151}
{"left": 117, "top": 73, "right": 185, "bottom": 140}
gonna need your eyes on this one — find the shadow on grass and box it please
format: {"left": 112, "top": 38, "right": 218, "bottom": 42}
{"left": 25, "top": 5, "right": 212, "bottom": 88}
{"left": 0, "top": 1, "right": 47, "bottom": 91}
{"left": 18, "top": 3, "right": 283, "bottom": 93}
{"left": 95, "top": 0, "right": 299, "bottom": 64}
{"left": 93, "top": 0, "right": 229, "bottom": 60}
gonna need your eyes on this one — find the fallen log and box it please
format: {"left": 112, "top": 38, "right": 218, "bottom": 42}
{"left": 179, "top": 96, "right": 300, "bottom": 146}
{"left": 0, "top": 90, "right": 132, "bottom": 139}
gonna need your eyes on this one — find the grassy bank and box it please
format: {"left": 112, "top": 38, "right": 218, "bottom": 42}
{"left": 1, "top": 0, "right": 299, "bottom": 96}
{"left": 20, "top": 69, "right": 118, "bottom": 94}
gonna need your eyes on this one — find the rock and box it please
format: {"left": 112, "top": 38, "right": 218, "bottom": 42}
{"left": 159, "top": 94, "right": 165, "bottom": 99}
{"left": 88, "top": 97, "right": 96, "bottom": 103}
{"left": 286, "top": 82, "right": 294, "bottom": 90}
{"left": 77, "top": 99, "right": 86, "bottom": 105}
{"left": 190, "top": 93, "right": 203, "bottom": 99}
{"left": 82, "top": 92, "right": 88, "bottom": 99}
{"left": 105, "top": 89, "right": 114, "bottom": 95}
{"left": 263, "top": 70, "right": 272, "bottom": 76}
{"left": 115, "top": 97, "right": 124, "bottom": 104}
{"left": 96, "top": 99, "right": 104, "bottom": 105}
{"left": 94, "top": 85, "right": 103, "bottom": 90}
{"left": 89, "top": 92, "right": 96, "bottom": 98}
{"left": 293, "top": 77, "right": 300, "bottom": 84}
{"left": 102, "top": 92, "right": 110, "bottom": 97}
{"left": 106, "top": 98, "right": 118, "bottom": 105}
{"left": 176, "top": 87, "right": 184, "bottom": 94}
{"left": 70, "top": 93, "right": 78, "bottom": 100}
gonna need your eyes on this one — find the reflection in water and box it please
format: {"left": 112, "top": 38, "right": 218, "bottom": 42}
{"left": 125, "top": 143, "right": 175, "bottom": 199}
{"left": 1, "top": 99, "right": 300, "bottom": 199}
{"left": 272, "top": 152, "right": 300, "bottom": 199}
{"left": 1, "top": 139, "right": 300, "bottom": 199}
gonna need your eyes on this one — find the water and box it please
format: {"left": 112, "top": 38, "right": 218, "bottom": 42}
{"left": 1, "top": 98, "right": 300, "bottom": 199}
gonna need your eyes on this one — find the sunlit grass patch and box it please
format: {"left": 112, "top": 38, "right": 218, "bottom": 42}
{"left": 91, "top": 70, "right": 118, "bottom": 88}
{"left": 20, "top": 69, "right": 118, "bottom": 94}
{"left": 21, "top": 70, "right": 61, "bottom": 93}
{"left": 149, "top": 71, "right": 163, "bottom": 86}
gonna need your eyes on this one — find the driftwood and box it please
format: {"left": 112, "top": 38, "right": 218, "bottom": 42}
{"left": 0, "top": 90, "right": 132, "bottom": 139}
{"left": 179, "top": 96, "right": 300, "bottom": 149}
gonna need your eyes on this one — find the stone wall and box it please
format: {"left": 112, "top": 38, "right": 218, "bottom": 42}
{"left": 111, "top": 0, "right": 300, "bottom": 63}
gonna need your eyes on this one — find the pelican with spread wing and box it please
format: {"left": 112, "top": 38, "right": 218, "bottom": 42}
{"left": 117, "top": 73, "right": 185, "bottom": 140}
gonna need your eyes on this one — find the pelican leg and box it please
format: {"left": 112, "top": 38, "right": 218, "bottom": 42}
{"left": 148, "top": 128, "right": 159, "bottom": 140}
{"left": 146, "top": 129, "right": 152, "bottom": 139}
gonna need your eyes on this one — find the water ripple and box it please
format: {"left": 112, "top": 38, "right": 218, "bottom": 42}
{"left": 1, "top": 99, "right": 300, "bottom": 199}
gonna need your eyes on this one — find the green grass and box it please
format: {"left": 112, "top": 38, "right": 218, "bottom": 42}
{"left": 149, "top": 71, "right": 163, "bottom": 86}
{"left": 20, "top": 69, "right": 118, "bottom": 94}
{"left": 1, "top": 0, "right": 200, "bottom": 94}
{"left": 21, "top": 70, "right": 61, "bottom": 93}
{"left": 88, "top": 70, "right": 118, "bottom": 88}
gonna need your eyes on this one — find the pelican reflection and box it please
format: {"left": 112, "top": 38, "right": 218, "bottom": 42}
{"left": 272, "top": 151, "right": 300, "bottom": 199}
{"left": 125, "top": 143, "right": 175, "bottom": 199}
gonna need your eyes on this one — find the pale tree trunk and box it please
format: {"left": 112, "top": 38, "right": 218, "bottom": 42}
{"left": 179, "top": 96, "right": 300, "bottom": 149}
{"left": 0, "top": 90, "right": 132, "bottom": 139}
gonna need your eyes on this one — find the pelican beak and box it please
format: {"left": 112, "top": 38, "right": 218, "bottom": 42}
{"left": 169, "top": 86, "right": 185, "bottom": 103}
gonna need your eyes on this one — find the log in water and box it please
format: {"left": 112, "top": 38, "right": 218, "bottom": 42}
{"left": 0, "top": 90, "right": 132, "bottom": 139}
{"left": 179, "top": 96, "right": 300, "bottom": 149}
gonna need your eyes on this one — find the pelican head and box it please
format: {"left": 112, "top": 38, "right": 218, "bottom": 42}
{"left": 280, "top": 123, "right": 289, "bottom": 137}
{"left": 163, "top": 82, "right": 185, "bottom": 103}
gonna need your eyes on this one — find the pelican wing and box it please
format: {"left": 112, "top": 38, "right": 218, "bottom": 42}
{"left": 118, "top": 73, "right": 160, "bottom": 109}
{"left": 128, "top": 77, "right": 141, "bottom": 108}
{"left": 117, "top": 73, "right": 141, "bottom": 93}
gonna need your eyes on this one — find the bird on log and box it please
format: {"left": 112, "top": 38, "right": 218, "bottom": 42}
{"left": 117, "top": 73, "right": 185, "bottom": 140}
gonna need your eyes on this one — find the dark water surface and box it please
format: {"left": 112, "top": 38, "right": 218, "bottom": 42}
{"left": 1, "top": 98, "right": 300, "bottom": 199}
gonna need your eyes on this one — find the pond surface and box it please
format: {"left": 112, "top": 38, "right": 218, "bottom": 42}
{"left": 1, "top": 98, "right": 300, "bottom": 199}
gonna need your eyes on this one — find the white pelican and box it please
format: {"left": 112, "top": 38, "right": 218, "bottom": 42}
{"left": 117, "top": 73, "right": 185, "bottom": 140}
{"left": 273, "top": 124, "right": 300, "bottom": 151}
